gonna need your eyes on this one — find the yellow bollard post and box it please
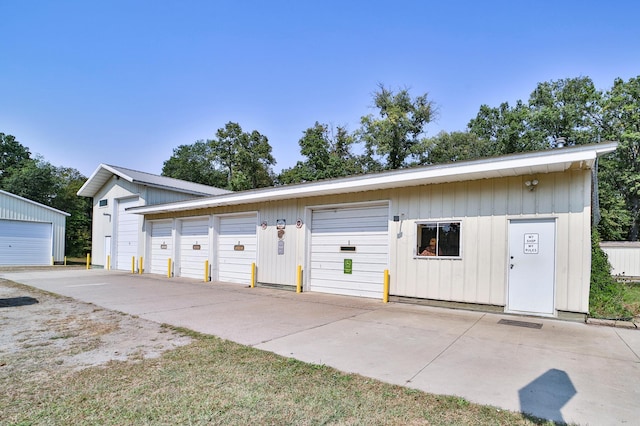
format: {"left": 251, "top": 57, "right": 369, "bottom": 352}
{"left": 86, "top": 253, "right": 91, "bottom": 270}
{"left": 132, "top": 257, "right": 135, "bottom": 274}
{"left": 139, "top": 257, "right": 143, "bottom": 274}
{"left": 251, "top": 262, "right": 256, "bottom": 288}
{"left": 52, "top": 256, "right": 54, "bottom": 266}
{"left": 167, "top": 258, "right": 172, "bottom": 278}
{"left": 296, "top": 265, "right": 302, "bottom": 293}
{"left": 204, "top": 260, "right": 209, "bottom": 282}
{"left": 383, "top": 269, "right": 390, "bottom": 303}
{"left": 64, "top": 256, "right": 67, "bottom": 266}
{"left": 107, "top": 255, "right": 111, "bottom": 270}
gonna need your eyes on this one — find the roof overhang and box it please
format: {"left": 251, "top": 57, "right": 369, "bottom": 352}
{"left": 130, "top": 142, "right": 618, "bottom": 215}
{"left": 77, "top": 164, "right": 228, "bottom": 198}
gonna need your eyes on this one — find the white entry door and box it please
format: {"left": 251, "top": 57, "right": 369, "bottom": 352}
{"left": 508, "top": 219, "right": 556, "bottom": 316}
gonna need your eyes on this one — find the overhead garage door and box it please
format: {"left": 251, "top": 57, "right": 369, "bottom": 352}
{"left": 218, "top": 215, "right": 257, "bottom": 284}
{"left": 115, "top": 197, "right": 139, "bottom": 270}
{"left": 0, "top": 219, "right": 52, "bottom": 266}
{"left": 310, "top": 204, "right": 389, "bottom": 298}
{"left": 178, "top": 218, "right": 210, "bottom": 279}
{"left": 149, "top": 220, "right": 172, "bottom": 275}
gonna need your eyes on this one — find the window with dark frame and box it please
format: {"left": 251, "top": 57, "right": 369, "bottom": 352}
{"left": 417, "top": 222, "right": 461, "bottom": 257}
{"left": 99, "top": 199, "right": 108, "bottom": 207}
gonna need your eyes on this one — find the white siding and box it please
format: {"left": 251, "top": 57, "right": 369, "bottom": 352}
{"left": 0, "top": 191, "right": 67, "bottom": 263}
{"left": 217, "top": 215, "right": 257, "bottom": 284}
{"left": 601, "top": 243, "right": 640, "bottom": 277}
{"left": 309, "top": 204, "right": 389, "bottom": 298}
{"left": 178, "top": 217, "right": 210, "bottom": 279}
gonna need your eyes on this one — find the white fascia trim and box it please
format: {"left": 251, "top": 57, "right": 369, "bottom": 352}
{"left": 130, "top": 142, "right": 618, "bottom": 215}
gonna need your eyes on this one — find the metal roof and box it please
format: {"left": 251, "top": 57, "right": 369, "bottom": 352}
{"left": 76, "top": 164, "right": 232, "bottom": 198}
{"left": 0, "top": 190, "right": 70, "bottom": 216}
{"left": 129, "top": 142, "right": 618, "bottom": 215}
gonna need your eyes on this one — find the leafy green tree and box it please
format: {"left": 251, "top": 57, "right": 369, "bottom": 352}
{"left": 468, "top": 100, "right": 544, "bottom": 154}
{"left": 162, "top": 141, "right": 228, "bottom": 188}
{"left": 0, "top": 133, "right": 31, "bottom": 185}
{"left": 2, "top": 156, "right": 60, "bottom": 205}
{"left": 279, "top": 122, "right": 362, "bottom": 184}
{"left": 417, "top": 131, "right": 497, "bottom": 165}
{"left": 51, "top": 167, "right": 92, "bottom": 257}
{"left": 210, "top": 122, "right": 275, "bottom": 190}
{"left": 600, "top": 76, "right": 640, "bottom": 240}
{"left": 358, "top": 85, "right": 435, "bottom": 170}
{"left": 528, "top": 76, "right": 603, "bottom": 146}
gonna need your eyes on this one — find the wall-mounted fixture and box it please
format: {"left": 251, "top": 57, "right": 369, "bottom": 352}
{"left": 524, "top": 179, "right": 539, "bottom": 191}
{"left": 103, "top": 212, "right": 112, "bottom": 222}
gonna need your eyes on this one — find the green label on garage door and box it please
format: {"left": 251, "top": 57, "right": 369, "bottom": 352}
{"left": 344, "top": 259, "right": 352, "bottom": 274}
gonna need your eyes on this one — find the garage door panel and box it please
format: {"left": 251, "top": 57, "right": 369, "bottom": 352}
{"left": 178, "top": 219, "right": 210, "bottom": 279}
{"left": 310, "top": 205, "right": 389, "bottom": 299}
{"left": 150, "top": 221, "right": 172, "bottom": 275}
{"left": 218, "top": 215, "right": 257, "bottom": 284}
{"left": 0, "top": 220, "right": 52, "bottom": 266}
{"left": 116, "top": 197, "right": 139, "bottom": 270}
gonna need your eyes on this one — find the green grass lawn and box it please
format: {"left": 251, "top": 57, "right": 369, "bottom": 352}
{"left": 1, "top": 328, "right": 554, "bottom": 426}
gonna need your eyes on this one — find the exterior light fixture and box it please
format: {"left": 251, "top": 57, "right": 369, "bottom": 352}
{"left": 524, "top": 179, "right": 539, "bottom": 191}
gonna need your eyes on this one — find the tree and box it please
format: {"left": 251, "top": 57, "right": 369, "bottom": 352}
{"left": 51, "top": 167, "right": 92, "bottom": 257}
{"left": 0, "top": 133, "right": 31, "bottom": 185}
{"left": 600, "top": 76, "right": 640, "bottom": 240}
{"left": 468, "top": 100, "right": 544, "bottom": 154}
{"left": 209, "top": 122, "right": 275, "bottom": 190}
{"left": 418, "top": 131, "right": 497, "bottom": 165}
{"left": 162, "top": 141, "right": 228, "bottom": 188}
{"left": 358, "top": 85, "right": 435, "bottom": 170}
{"left": 528, "top": 77, "right": 603, "bottom": 146}
{"left": 2, "top": 156, "right": 60, "bottom": 205}
{"left": 279, "top": 122, "right": 363, "bottom": 184}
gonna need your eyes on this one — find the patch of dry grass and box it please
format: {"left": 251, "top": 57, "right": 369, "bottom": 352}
{"left": 1, "top": 329, "right": 555, "bottom": 425}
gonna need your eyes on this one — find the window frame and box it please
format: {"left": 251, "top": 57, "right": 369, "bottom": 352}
{"left": 415, "top": 220, "right": 462, "bottom": 259}
{"left": 98, "top": 199, "right": 108, "bottom": 208}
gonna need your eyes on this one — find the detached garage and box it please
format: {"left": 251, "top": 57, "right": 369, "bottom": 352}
{"left": 0, "top": 190, "right": 69, "bottom": 265}
{"left": 129, "top": 143, "right": 617, "bottom": 319}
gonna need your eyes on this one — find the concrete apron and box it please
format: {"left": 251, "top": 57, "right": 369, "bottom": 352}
{"left": 2, "top": 269, "right": 638, "bottom": 425}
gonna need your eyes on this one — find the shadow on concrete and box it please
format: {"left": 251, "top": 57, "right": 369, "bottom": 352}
{"left": 0, "top": 296, "right": 39, "bottom": 308}
{"left": 519, "top": 368, "right": 576, "bottom": 424}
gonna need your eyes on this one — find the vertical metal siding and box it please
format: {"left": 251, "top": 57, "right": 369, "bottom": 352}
{"left": 390, "top": 170, "right": 591, "bottom": 313}
{"left": 0, "top": 192, "right": 67, "bottom": 262}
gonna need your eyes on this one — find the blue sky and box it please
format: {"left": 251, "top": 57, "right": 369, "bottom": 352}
{"left": 2, "top": 1, "right": 639, "bottom": 177}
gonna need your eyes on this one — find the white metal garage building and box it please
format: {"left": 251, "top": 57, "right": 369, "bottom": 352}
{"left": 77, "top": 164, "right": 230, "bottom": 270}
{"left": 128, "top": 142, "right": 617, "bottom": 319}
{"left": 0, "top": 190, "right": 69, "bottom": 265}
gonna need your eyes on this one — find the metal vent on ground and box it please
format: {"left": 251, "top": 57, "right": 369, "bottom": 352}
{"left": 498, "top": 319, "right": 543, "bottom": 329}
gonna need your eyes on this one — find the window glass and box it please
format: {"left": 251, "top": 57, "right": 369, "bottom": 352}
{"left": 99, "top": 199, "right": 108, "bottom": 207}
{"left": 417, "top": 222, "right": 461, "bottom": 257}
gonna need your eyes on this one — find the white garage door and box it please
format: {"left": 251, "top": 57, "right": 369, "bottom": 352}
{"left": 178, "top": 218, "right": 210, "bottom": 279}
{"left": 115, "top": 197, "right": 139, "bottom": 270}
{"left": 0, "top": 219, "right": 52, "bottom": 266}
{"left": 218, "top": 215, "right": 257, "bottom": 284}
{"left": 149, "top": 220, "right": 173, "bottom": 276}
{"left": 310, "top": 204, "right": 389, "bottom": 298}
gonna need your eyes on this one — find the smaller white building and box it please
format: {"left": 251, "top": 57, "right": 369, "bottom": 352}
{"left": 600, "top": 242, "right": 640, "bottom": 277}
{"left": 77, "top": 164, "right": 229, "bottom": 269}
{"left": 0, "top": 190, "right": 70, "bottom": 265}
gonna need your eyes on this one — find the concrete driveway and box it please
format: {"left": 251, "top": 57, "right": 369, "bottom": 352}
{"left": 2, "top": 269, "right": 638, "bottom": 425}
